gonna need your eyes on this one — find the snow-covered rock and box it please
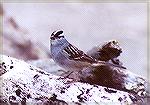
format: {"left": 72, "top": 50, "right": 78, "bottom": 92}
{"left": 0, "top": 55, "right": 141, "bottom": 105}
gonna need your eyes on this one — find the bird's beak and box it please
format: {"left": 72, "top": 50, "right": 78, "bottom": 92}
{"left": 50, "top": 36, "right": 55, "bottom": 40}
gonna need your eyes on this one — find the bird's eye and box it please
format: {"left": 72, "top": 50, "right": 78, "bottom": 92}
{"left": 50, "top": 37, "right": 55, "bottom": 40}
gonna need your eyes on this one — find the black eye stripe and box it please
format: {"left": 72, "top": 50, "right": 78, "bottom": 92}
{"left": 50, "top": 37, "right": 55, "bottom": 40}
{"left": 50, "top": 36, "right": 64, "bottom": 40}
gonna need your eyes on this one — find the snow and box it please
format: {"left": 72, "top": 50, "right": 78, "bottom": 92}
{"left": 0, "top": 55, "right": 136, "bottom": 104}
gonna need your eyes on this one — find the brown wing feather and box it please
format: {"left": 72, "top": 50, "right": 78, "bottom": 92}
{"left": 63, "top": 44, "right": 96, "bottom": 63}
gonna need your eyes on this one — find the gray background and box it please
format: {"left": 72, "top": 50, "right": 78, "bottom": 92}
{"left": 3, "top": 3, "right": 147, "bottom": 78}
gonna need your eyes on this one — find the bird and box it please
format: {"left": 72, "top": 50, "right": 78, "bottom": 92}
{"left": 50, "top": 30, "right": 126, "bottom": 72}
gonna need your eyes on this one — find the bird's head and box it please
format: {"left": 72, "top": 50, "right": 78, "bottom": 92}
{"left": 50, "top": 30, "right": 64, "bottom": 40}
{"left": 50, "top": 30, "right": 67, "bottom": 48}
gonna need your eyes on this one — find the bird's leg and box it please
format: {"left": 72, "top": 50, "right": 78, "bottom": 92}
{"left": 63, "top": 71, "right": 74, "bottom": 79}
{"left": 58, "top": 70, "right": 80, "bottom": 84}
{"left": 58, "top": 71, "right": 74, "bottom": 79}
{"left": 57, "top": 71, "right": 79, "bottom": 84}
{"left": 58, "top": 69, "right": 68, "bottom": 74}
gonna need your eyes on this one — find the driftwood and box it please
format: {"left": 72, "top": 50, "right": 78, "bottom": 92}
{"left": 0, "top": 55, "right": 145, "bottom": 105}
{"left": 82, "top": 40, "right": 149, "bottom": 97}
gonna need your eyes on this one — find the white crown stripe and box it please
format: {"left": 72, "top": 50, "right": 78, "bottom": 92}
{"left": 54, "top": 30, "right": 63, "bottom": 35}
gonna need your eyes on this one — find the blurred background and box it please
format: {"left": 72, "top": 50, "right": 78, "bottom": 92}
{"left": 0, "top": 3, "right": 148, "bottom": 78}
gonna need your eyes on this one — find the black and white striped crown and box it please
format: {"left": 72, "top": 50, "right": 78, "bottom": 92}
{"left": 51, "top": 30, "right": 64, "bottom": 38}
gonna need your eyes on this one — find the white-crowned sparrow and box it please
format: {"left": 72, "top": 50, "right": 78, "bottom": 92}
{"left": 50, "top": 30, "right": 126, "bottom": 71}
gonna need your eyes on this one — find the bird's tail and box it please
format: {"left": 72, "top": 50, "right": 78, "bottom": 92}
{"left": 92, "top": 61, "right": 126, "bottom": 69}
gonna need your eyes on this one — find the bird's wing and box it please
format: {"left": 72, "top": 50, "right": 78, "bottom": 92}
{"left": 92, "top": 61, "right": 126, "bottom": 69}
{"left": 62, "top": 44, "right": 96, "bottom": 63}
{"left": 62, "top": 44, "right": 126, "bottom": 69}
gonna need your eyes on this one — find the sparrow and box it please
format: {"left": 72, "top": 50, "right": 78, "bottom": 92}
{"left": 50, "top": 30, "right": 126, "bottom": 72}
